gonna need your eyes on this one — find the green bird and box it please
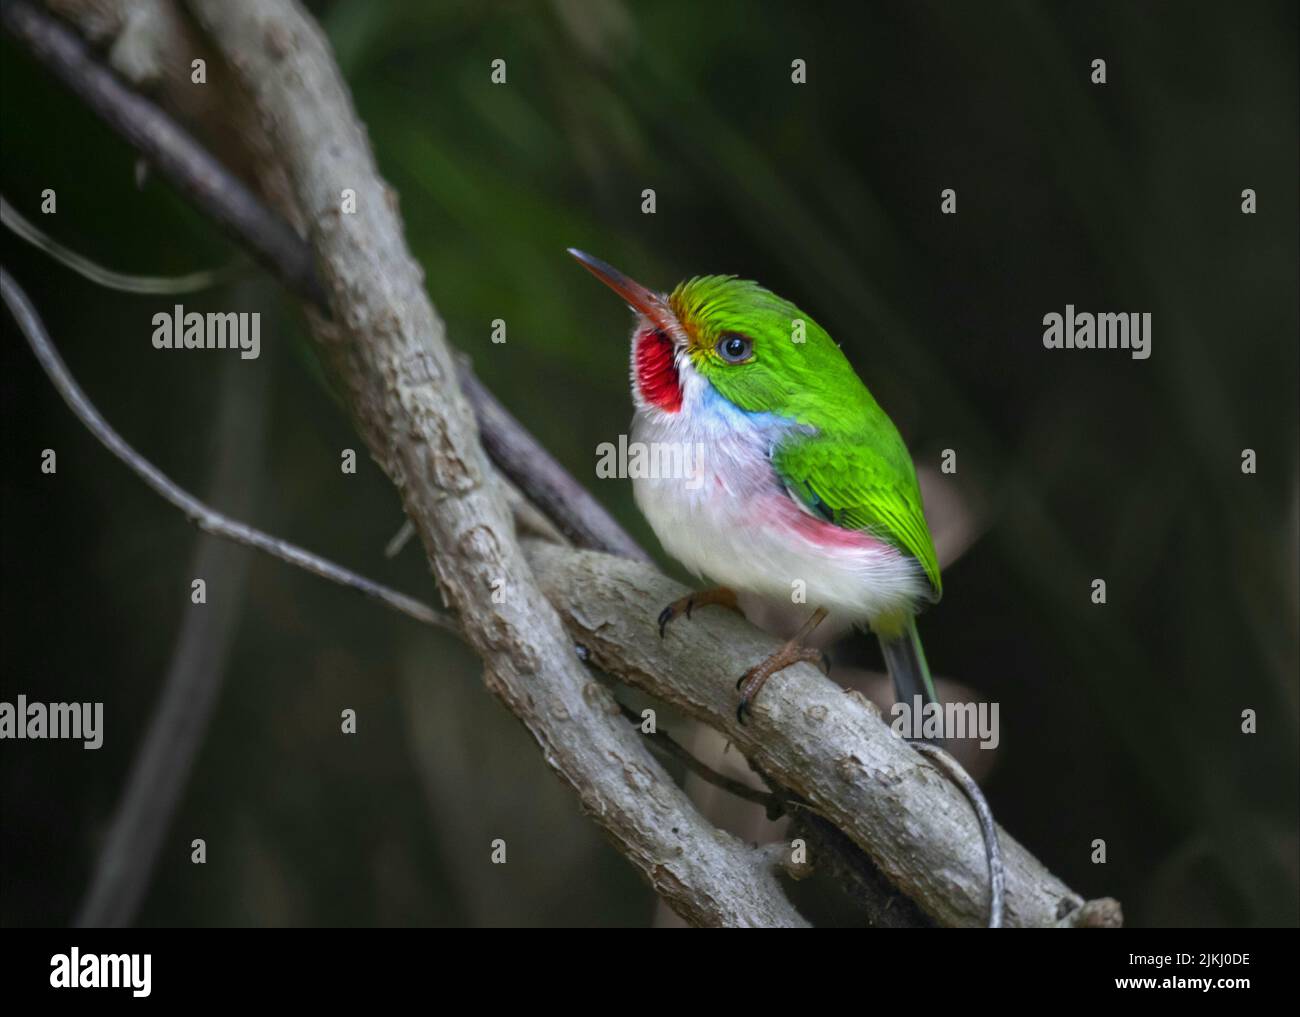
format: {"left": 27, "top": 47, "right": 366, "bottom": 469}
{"left": 570, "top": 249, "right": 941, "bottom": 723}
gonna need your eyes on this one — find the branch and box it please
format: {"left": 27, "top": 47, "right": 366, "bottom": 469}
{"left": 788, "top": 812, "right": 933, "bottom": 928}
{"left": 1, "top": 194, "right": 242, "bottom": 294}
{"left": 73, "top": 347, "right": 264, "bottom": 927}
{"left": 910, "top": 740, "right": 1004, "bottom": 927}
{"left": 458, "top": 364, "right": 649, "bottom": 560}
{"left": 524, "top": 541, "right": 1121, "bottom": 928}
{"left": 178, "top": 0, "right": 805, "bottom": 927}
{"left": 4, "top": 0, "right": 320, "bottom": 297}
{"left": 0, "top": 266, "right": 456, "bottom": 634}
{"left": 617, "top": 703, "right": 781, "bottom": 811}
{"left": 0, "top": 0, "right": 647, "bottom": 562}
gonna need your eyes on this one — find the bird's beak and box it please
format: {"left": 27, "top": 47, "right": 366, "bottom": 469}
{"left": 567, "top": 248, "right": 675, "bottom": 334}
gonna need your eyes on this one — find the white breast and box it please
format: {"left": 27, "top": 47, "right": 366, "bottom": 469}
{"left": 629, "top": 370, "right": 927, "bottom": 630}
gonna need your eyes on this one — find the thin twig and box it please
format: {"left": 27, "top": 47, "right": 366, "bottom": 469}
{"left": 458, "top": 365, "right": 649, "bottom": 560}
{"left": 75, "top": 350, "right": 263, "bottom": 927}
{"left": 0, "top": 0, "right": 646, "bottom": 562}
{"left": 2, "top": 194, "right": 244, "bottom": 294}
{"left": 0, "top": 1, "right": 321, "bottom": 303}
{"left": 787, "top": 811, "right": 932, "bottom": 928}
{"left": 909, "top": 740, "right": 1004, "bottom": 928}
{"left": 384, "top": 518, "right": 415, "bottom": 558}
{"left": 617, "top": 703, "right": 779, "bottom": 810}
{"left": 1, "top": 266, "right": 458, "bottom": 636}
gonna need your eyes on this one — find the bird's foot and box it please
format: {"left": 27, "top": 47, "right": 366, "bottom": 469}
{"left": 656, "top": 586, "right": 740, "bottom": 638}
{"left": 735, "top": 643, "right": 830, "bottom": 725}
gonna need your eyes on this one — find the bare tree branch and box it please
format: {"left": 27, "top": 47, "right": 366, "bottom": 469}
{"left": 458, "top": 364, "right": 649, "bottom": 561}
{"left": 178, "top": 0, "right": 807, "bottom": 927}
{"left": 3, "top": 0, "right": 320, "bottom": 297}
{"left": 72, "top": 344, "right": 264, "bottom": 927}
{"left": 1, "top": 194, "right": 243, "bottom": 293}
{"left": 0, "top": 0, "right": 647, "bottom": 562}
{"left": 0, "top": 266, "right": 457, "bottom": 633}
{"left": 617, "top": 703, "right": 781, "bottom": 811}
{"left": 788, "top": 812, "right": 933, "bottom": 928}
{"left": 911, "top": 741, "right": 1004, "bottom": 928}
{"left": 523, "top": 540, "right": 1122, "bottom": 928}
{"left": 2, "top": 246, "right": 568, "bottom": 642}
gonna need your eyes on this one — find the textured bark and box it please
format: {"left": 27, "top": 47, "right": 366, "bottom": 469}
{"left": 525, "top": 541, "right": 1123, "bottom": 929}
{"left": 178, "top": 0, "right": 805, "bottom": 927}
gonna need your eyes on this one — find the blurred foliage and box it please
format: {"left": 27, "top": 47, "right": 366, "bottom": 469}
{"left": 1, "top": 0, "right": 1296, "bottom": 927}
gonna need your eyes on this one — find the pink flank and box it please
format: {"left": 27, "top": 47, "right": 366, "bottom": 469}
{"left": 766, "top": 487, "right": 889, "bottom": 552}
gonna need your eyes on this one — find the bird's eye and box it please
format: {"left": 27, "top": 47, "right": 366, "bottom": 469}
{"left": 717, "top": 334, "right": 753, "bottom": 364}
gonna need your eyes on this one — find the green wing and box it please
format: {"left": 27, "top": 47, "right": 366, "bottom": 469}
{"left": 773, "top": 432, "right": 942, "bottom": 601}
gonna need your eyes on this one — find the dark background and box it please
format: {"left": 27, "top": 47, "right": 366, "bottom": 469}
{"left": 2, "top": 0, "right": 1296, "bottom": 927}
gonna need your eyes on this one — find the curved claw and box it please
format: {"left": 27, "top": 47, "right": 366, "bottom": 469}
{"left": 657, "top": 594, "right": 695, "bottom": 638}
{"left": 657, "top": 587, "right": 740, "bottom": 639}
{"left": 656, "top": 605, "right": 674, "bottom": 639}
{"left": 730, "top": 607, "right": 828, "bottom": 730}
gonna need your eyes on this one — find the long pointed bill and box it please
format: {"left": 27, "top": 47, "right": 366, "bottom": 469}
{"left": 567, "top": 248, "right": 675, "bottom": 334}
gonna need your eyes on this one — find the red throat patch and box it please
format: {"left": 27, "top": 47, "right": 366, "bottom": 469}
{"left": 634, "top": 328, "right": 683, "bottom": 413}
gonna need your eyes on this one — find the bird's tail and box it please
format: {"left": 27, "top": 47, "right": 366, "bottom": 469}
{"left": 878, "top": 616, "right": 938, "bottom": 706}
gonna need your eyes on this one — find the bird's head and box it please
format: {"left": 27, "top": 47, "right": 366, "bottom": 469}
{"left": 568, "top": 249, "right": 851, "bottom": 422}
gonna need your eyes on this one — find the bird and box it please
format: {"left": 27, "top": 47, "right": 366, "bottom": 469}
{"left": 569, "top": 249, "right": 942, "bottom": 725}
